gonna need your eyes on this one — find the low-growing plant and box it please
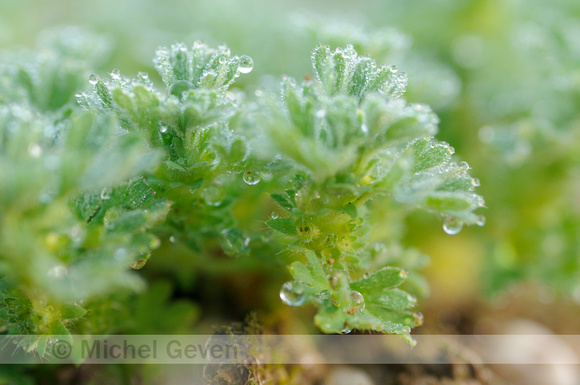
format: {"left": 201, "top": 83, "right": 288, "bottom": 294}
{"left": 0, "top": 30, "right": 484, "bottom": 357}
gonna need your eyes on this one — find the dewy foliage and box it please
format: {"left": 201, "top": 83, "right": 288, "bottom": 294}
{"left": 256, "top": 45, "right": 484, "bottom": 343}
{"left": 0, "top": 34, "right": 483, "bottom": 353}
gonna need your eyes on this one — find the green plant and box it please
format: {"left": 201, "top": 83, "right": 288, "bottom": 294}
{"left": 0, "top": 32, "right": 484, "bottom": 355}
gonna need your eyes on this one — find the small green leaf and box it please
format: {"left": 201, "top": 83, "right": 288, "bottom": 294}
{"left": 338, "top": 202, "right": 357, "bottom": 218}
{"left": 229, "top": 138, "right": 247, "bottom": 163}
{"left": 314, "top": 305, "right": 347, "bottom": 333}
{"left": 365, "top": 288, "right": 417, "bottom": 311}
{"left": 304, "top": 250, "right": 328, "bottom": 288}
{"left": 271, "top": 193, "right": 294, "bottom": 210}
{"left": 363, "top": 305, "right": 418, "bottom": 329}
{"left": 95, "top": 80, "right": 113, "bottom": 109}
{"left": 411, "top": 138, "right": 452, "bottom": 173}
{"left": 60, "top": 304, "right": 87, "bottom": 320}
{"left": 266, "top": 217, "right": 297, "bottom": 236}
{"left": 48, "top": 321, "right": 73, "bottom": 344}
{"left": 350, "top": 267, "right": 407, "bottom": 292}
{"left": 425, "top": 193, "right": 474, "bottom": 212}
{"left": 188, "top": 178, "right": 204, "bottom": 189}
{"left": 37, "top": 336, "right": 49, "bottom": 357}
{"left": 289, "top": 261, "right": 315, "bottom": 285}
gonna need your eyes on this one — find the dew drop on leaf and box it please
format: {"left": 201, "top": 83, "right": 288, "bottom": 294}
{"left": 280, "top": 281, "right": 305, "bottom": 306}
{"left": 412, "top": 312, "right": 424, "bottom": 326}
{"left": 111, "top": 68, "right": 121, "bottom": 80}
{"left": 238, "top": 55, "right": 254, "bottom": 74}
{"left": 89, "top": 74, "right": 98, "bottom": 85}
{"left": 100, "top": 186, "right": 112, "bottom": 200}
{"left": 443, "top": 217, "right": 463, "bottom": 235}
{"left": 340, "top": 325, "right": 353, "bottom": 334}
{"left": 350, "top": 290, "right": 365, "bottom": 311}
{"left": 471, "top": 178, "right": 480, "bottom": 187}
{"left": 476, "top": 215, "right": 486, "bottom": 227}
{"left": 201, "top": 183, "right": 225, "bottom": 206}
{"left": 270, "top": 211, "right": 279, "bottom": 219}
{"left": 243, "top": 171, "right": 261, "bottom": 186}
{"left": 319, "top": 290, "right": 330, "bottom": 300}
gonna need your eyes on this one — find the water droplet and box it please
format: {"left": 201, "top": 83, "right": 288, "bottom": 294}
{"left": 221, "top": 228, "right": 250, "bottom": 257}
{"left": 280, "top": 281, "right": 305, "bottom": 306}
{"left": 361, "top": 123, "right": 368, "bottom": 134}
{"left": 350, "top": 291, "right": 365, "bottom": 311}
{"left": 270, "top": 211, "right": 279, "bottom": 219}
{"left": 201, "top": 183, "right": 225, "bottom": 206}
{"left": 412, "top": 312, "right": 424, "bottom": 326}
{"left": 407, "top": 293, "right": 417, "bottom": 304}
{"left": 340, "top": 326, "right": 352, "bottom": 334}
{"left": 238, "top": 55, "right": 253, "bottom": 74}
{"left": 315, "top": 109, "right": 326, "bottom": 118}
{"left": 111, "top": 69, "right": 121, "bottom": 80}
{"left": 169, "top": 236, "right": 176, "bottom": 243}
{"left": 218, "top": 56, "right": 227, "bottom": 64}
{"left": 100, "top": 186, "right": 112, "bottom": 200}
{"left": 89, "top": 74, "right": 99, "bottom": 85}
{"left": 399, "top": 269, "right": 409, "bottom": 279}
{"left": 471, "top": 178, "right": 480, "bottom": 187}
{"left": 443, "top": 217, "right": 463, "bottom": 235}
{"left": 159, "top": 124, "right": 168, "bottom": 133}
{"left": 447, "top": 146, "right": 455, "bottom": 155}
{"left": 138, "top": 72, "right": 149, "bottom": 80}
{"left": 459, "top": 161, "right": 469, "bottom": 169}
{"left": 363, "top": 272, "right": 371, "bottom": 279}
{"left": 243, "top": 171, "right": 261, "bottom": 185}
{"left": 319, "top": 290, "right": 330, "bottom": 300}
{"left": 476, "top": 215, "right": 486, "bottom": 227}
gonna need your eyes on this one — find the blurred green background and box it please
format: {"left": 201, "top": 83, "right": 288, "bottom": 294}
{"left": 1, "top": 0, "right": 580, "bottom": 363}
